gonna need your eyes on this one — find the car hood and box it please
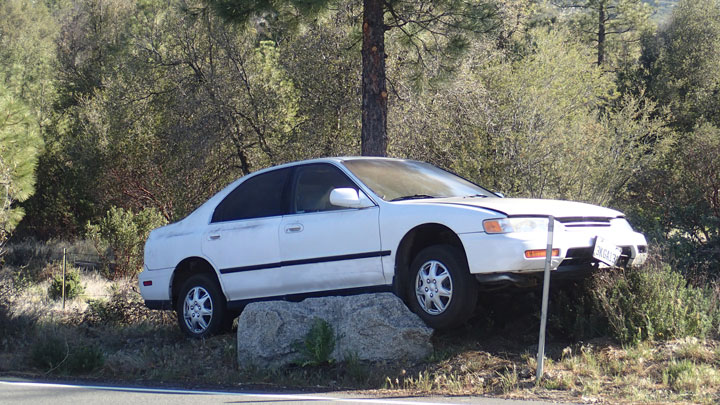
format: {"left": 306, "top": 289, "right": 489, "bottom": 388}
{"left": 424, "top": 197, "right": 624, "bottom": 219}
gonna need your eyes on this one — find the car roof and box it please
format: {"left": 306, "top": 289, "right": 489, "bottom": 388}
{"left": 246, "top": 156, "right": 411, "bottom": 175}
{"left": 193, "top": 157, "right": 408, "bottom": 218}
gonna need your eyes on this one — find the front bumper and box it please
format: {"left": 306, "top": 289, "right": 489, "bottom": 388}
{"left": 459, "top": 221, "right": 648, "bottom": 276}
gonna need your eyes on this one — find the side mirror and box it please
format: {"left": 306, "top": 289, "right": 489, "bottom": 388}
{"left": 329, "top": 188, "right": 374, "bottom": 209}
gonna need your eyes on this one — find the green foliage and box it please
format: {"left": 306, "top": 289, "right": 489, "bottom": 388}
{"left": 0, "top": 87, "right": 43, "bottom": 248}
{"left": 554, "top": 0, "right": 655, "bottom": 66}
{"left": 48, "top": 269, "right": 85, "bottom": 301}
{"left": 624, "top": 122, "right": 720, "bottom": 277}
{"left": 29, "top": 336, "right": 67, "bottom": 371}
{"left": 87, "top": 206, "right": 167, "bottom": 279}
{"left": 0, "top": 0, "right": 56, "bottom": 246}
{"left": 548, "top": 281, "right": 609, "bottom": 341}
{"left": 592, "top": 261, "right": 717, "bottom": 344}
{"left": 393, "top": 27, "right": 670, "bottom": 206}
{"left": 0, "top": 0, "right": 57, "bottom": 117}
{"left": 294, "top": 318, "right": 337, "bottom": 366}
{"left": 64, "top": 344, "right": 105, "bottom": 374}
{"left": 663, "top": 358, "right": 720, "bottom": 394}
{"left": 29, "top": 336, "right": 104, "bottom": 374}
{"left": 644, "top": 0, "right": 720, "bottom": 130}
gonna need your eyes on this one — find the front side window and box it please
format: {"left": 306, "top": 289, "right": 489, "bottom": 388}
{"left": 211, "top": 168, "right": 291, "bottom": 223}
{"left": 293, "top": 164, "right": 358, "bottom": 213}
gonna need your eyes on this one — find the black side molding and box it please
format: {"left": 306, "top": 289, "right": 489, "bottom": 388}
{"left": 220, "top": 250, "right": 391, "bottom": 275}
{"left": 144, "top": 299, "right": 173, "bottom": 310}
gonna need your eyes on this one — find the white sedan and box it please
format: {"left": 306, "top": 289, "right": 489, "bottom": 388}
{"left": 139, "top": 157, "right": 648, "bottom": 337}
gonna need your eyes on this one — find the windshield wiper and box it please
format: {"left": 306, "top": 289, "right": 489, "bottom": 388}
{"left": 464, "top": 194, "right": 489, "bottom": 198}
{"left": 391, "top": 194, "right": 437, "bottom": 202}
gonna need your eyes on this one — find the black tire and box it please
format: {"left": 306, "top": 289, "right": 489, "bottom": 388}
{"left": 407, "top": 245, "right": 478, "bottom": 329}
{"left": 176, "top": 274, "right": 227, "bottom": 338}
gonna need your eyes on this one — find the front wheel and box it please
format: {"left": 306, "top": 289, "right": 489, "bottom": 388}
{"left": 407, "top": 245, "right": 478, "bottom": 329}
{"left": 176, "top": 274, "right": 227, "bottom": 338}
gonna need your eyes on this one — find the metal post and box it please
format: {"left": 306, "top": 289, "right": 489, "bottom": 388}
{"left": 536, "top": 216, "right": 554, "bottom": 384}
{"left": 62, "top": 248, "right": 66, "bottom": 310}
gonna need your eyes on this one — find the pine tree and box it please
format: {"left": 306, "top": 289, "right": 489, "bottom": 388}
{"left": 205, "top": 0, "right": 495, "bottom": 157}
{"left": 0, "top": 86, "right": 42, "bottom": 247}
{"left": 553, "top": 0, "right": 653, "bottom": 66}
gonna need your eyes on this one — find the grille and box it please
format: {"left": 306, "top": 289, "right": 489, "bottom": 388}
{"left": 557, "top": 217, "right": 612, "bottom": 228}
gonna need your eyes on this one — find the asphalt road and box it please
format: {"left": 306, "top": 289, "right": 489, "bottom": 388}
{"left": 0, "top": 378, "right": 566, "bottom": 405}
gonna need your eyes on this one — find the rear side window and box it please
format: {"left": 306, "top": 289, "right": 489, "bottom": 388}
{"left": 211, "top": 168, "right": 291, "bottom": 223}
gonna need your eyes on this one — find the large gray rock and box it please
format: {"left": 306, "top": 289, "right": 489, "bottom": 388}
{"left": 236, "top": 293, "right": 433, "bottom": 369}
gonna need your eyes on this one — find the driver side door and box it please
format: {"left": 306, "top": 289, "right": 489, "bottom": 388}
{"left": 278, "top": 163, "right": 386, "bottom": 294}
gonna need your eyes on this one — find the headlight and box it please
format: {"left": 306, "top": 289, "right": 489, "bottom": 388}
{"left": 483, "top": 217, "right": 550, "bottom": 234}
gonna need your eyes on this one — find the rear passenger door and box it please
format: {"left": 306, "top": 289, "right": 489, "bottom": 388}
{"left": 201, "top": 167, "right": 291, "bottom": 301}
{"left": 278, "top": 163, "right": 386, "bottom": 295}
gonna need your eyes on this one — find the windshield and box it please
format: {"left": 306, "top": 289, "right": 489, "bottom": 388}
{"left": 341, "top": 159, "right": 495, "bottom": 201}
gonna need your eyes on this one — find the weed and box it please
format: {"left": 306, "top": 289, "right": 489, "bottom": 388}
{"left": 294, "top": 318, "right": 336, "bottom": 366}
{"left": 542, "top": 373, "right": 574, "bottom": 390}
{"left": 496, "top": 365, "right": 518, "bottom": 393}
{"left": 425, "top": 348, "right": 453, "bottom": 363}
{"left": 674, "top": 338, "right": 712, "bottom": 362}
{"left": 664, "top": 359, "right": 720, "bottom": 395}
{"left": 342, "top": 352, "right": 370, "bottom": 384}
{"left": 404, "top": 370, "right": 433, "bottom": 391}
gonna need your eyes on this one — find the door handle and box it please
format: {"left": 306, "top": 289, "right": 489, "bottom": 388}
{"left": 284, "top": 224, "right": 304, "bottom": 233}
{"left": 209, "top": 234, "right": 221, "bottom": 240}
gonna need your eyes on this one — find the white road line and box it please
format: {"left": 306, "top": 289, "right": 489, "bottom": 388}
{"left": 0, "top": 380, "right": 461, "bottom": 405}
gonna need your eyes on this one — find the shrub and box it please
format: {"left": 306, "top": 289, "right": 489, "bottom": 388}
{"left": 86, "top": 206, "right": 167, "bottom": 279}
{"left": 30, "top": 336, "right": 68, "bottom": 371}
{"left": 64, "top": 344, "right": 105, "bottom": 373}
{"left": 592, "top": 260, "right": 717, "bottom": 344}
{"left": 48, "top": 269, "right": 85, "bottom": 301}
{"left": 548, "top": 280, "right": 609, "bottom": 341}
{"left": 294, "top": 318, "right": 337, "bottom": 366}
{"left": 83, "top": 283, "right": 176, "bottom": 326}
{"left": 29, "top": 336, "right": 104, "bottom": 374}
{"left": 0, "top": 280, "right": 37, "bottom": 349}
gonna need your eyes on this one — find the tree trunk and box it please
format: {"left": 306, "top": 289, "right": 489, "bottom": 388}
{"left": 597, "top": 4, "right": 606, "bottom": 65}
{"left": 361, "top": 0, "right": 387, "bottom": 156}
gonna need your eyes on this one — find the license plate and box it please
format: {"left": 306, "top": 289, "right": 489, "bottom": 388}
{"left": 593, "top": 237, "right": 622, "bottom": 266}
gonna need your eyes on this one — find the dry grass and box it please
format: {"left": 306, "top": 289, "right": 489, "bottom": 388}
{"left": 1, "top": 252, "right": 719, "bottom": 403}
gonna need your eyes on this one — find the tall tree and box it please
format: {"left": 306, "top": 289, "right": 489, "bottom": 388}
{"left": 553, "top": 0, "right": 652, "bottom": 66}
{"left": 643, "top": 0, "right": 720, "bottom": 130}
{"left": 0, "top": 0, "right": 54, "bottom": 244}
{"left": 205, "top": 0, "right": 495, "bottom": 157}
{"left": 0, "top": 88, "right": 42, "bottom": 249}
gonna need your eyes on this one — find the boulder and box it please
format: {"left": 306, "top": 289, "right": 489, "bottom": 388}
{"left": 236, "top": 293, "right": 433, "bottom": 369}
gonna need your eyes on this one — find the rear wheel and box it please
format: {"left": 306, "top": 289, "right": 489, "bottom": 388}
{"left": 176, "top": 274, "right": 227, "bottom": 338}
{"left": 407, "top": 245, "right": 478, "bottom": 329}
